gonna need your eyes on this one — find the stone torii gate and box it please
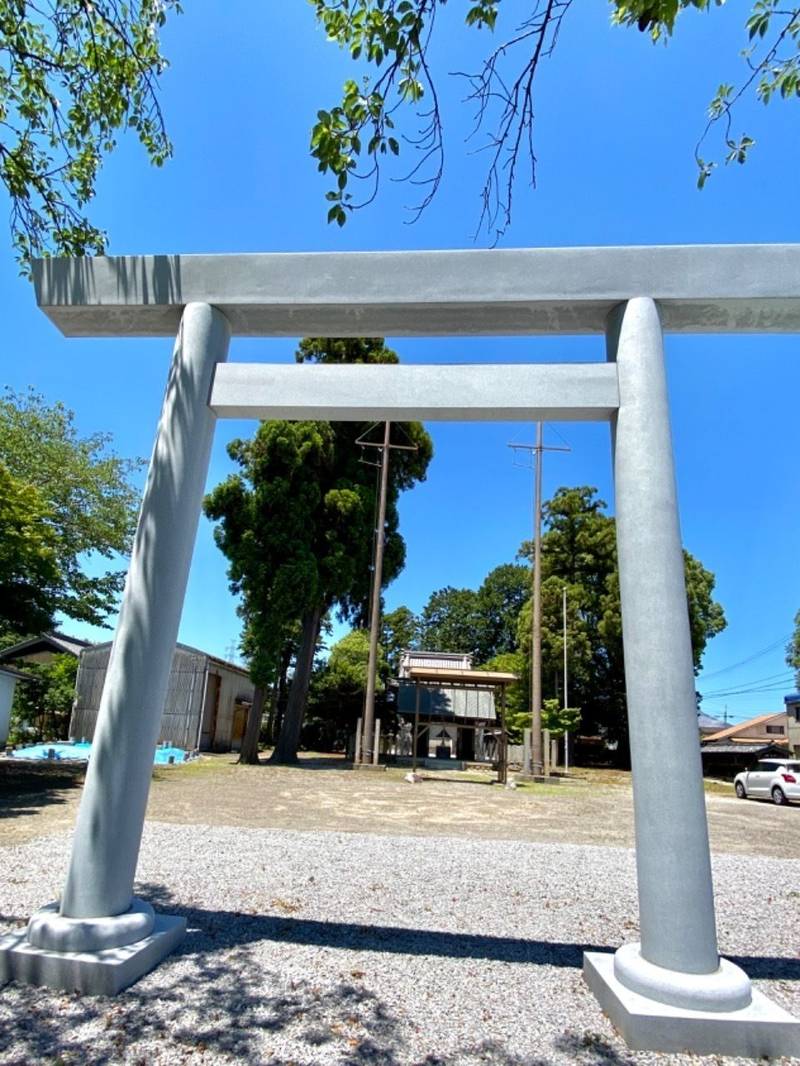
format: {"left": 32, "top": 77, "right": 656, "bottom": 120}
{"left": 2, "top": 245, "right": 799, "bottom": 1057}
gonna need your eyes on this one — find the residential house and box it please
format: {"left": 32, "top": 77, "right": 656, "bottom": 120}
{"left": 0, "top": 631, "right": 92, "bottom": 666}
{"left": 700, "top": 711, "right": 789, "bottom": 778}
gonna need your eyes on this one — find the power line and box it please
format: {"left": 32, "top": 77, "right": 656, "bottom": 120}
{"left": 700, "top": 633, "right": 793, "bottom": 680}
{"left": 701, "top": 670, "right": 795, "bottom": 697}
{"left": 700, "top": 681, "right": 794, "bottom": 701}
{"left": 702, "top": 680, "right": 793, "bottom": 698}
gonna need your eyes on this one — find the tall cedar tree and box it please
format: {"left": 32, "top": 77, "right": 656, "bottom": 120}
{"left": 514, "top": 486, "right": 726, "bottom": 761}
{"left": 204, "top": 338, "right": 432, "bottom": 764}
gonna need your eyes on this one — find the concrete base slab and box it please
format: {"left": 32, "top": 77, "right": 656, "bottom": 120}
{"left": 584, "top": 951, "right": 800, "bottom": 1058}
{"left": 351, "top": 762, "right": 388, "bottom": 772}
{"left": 0, "top": 914, "right": 186, "bottom": 996}
{"left": 515, "top": 773, "right": 561, "bottom": 784}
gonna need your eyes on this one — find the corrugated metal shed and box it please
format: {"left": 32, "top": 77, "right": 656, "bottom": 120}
{"left": 72, "top": 642, "right": 254, "bottom": 752}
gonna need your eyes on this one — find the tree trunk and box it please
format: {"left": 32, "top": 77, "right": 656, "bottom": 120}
{"left": 269, "top": 605, "right": 322, "bottom": 764}
{"left": 273, "top": 640, "right": 294, "bottom": 742}
{"left": 264, "top": 680, "right": 278, "bottom": 746}
{"left": 238, "top": 685, "right": 265, "bottom": 765}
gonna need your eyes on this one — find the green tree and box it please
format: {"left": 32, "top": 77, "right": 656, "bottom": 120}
{"left": 418, "top": 563, "right": 529, "bottom": 664}
{"left": 516, "top": 485, "right": 726, "bottom": 761}
{"left": 306, "top": 628, "right": 389, "bottom": 749}
{"left": 382, "top": 605, "right": 420, "bottom": 676}
{"left": 0, "top": 0, "right": 178, "bottom": 266}
{"left": 479, "top": 650, "right": 527, "bottom": 739}
{"left": 9, "top": 653, "right": 78, "bottom": 743}
{"left": 475, "top": 562, "right": 530, "bottom": 662}
{"left": 787, "top": 609, "right": 800, "bottom": 687}
{"left": 204, "top": 338, "right": 433, "bottom": 765}
{"left": 0, "top": 388, "right": 143, "bottom": 635}
{"left": 312, "top": 0, "right": 798, "bottom": 236}
{"left": 0, "top": 464, "right": 63, "bottom": 636}
{"left": 419, "top": 586, "right": 482, "bottom": 656}
{"left": 541, "top": 697, "right": 581, "bottom": 739}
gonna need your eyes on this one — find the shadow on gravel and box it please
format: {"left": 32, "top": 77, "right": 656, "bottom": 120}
{"left": 728, "top": 954, "right": 800, "bottom": 981}
{"left": 0, "top": 881, "right": 632, "bottom": 1066}
{"left": 417, "top": 776, "right": 496, "bottom": 788}
{"left": 2, "top": 881, "right": 794, "bottom": 1066}
{"left": 138, "top": 881, "right": 611, "bottom": 968}
{"left": 138, "top": 884, "right": 800, "bottom": 982}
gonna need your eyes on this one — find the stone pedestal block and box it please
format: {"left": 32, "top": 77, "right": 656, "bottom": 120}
{"left": 0, "top": 915, "right": 186, "bottom": 996}
{"left": 584, "top": 951, "right": 800, "bottom": 1058}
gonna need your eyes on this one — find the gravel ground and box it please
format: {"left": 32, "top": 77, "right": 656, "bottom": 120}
{"left": 1, "top": 823, "right": 799, "bottom": 1065}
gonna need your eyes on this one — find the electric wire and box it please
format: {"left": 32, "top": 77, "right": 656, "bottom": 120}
{"left": 700, "top": 633, "right": 793, "bottom": 680}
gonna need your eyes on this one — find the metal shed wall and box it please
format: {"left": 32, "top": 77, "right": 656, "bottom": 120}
{"left": 70, "top": 645, "right": 111, "bottom": 741}
{"left": 160, "top": 649, "right": 207, "bottom": 749}
{"left": 72, "top": 645, "right": 207, "bottom": 749}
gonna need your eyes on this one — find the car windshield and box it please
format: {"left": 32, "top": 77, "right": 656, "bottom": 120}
{"left": 788, "top": 763, "right": 800, "bottom": 773}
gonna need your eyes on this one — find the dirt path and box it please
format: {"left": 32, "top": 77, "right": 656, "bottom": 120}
{"left": 3, "top": 754, "right": 799, "bottom": 857}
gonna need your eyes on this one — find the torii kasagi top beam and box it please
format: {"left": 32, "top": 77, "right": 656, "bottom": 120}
{"left": 33, "top": 243, "right": 800, "bottom": 336}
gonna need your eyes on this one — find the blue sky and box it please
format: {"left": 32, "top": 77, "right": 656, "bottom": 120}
{"left": 2, "top": 1, "right": 799, "bottom": 722}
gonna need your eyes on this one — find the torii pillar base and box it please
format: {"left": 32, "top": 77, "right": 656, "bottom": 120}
{"left": 0, "top": 914, "right": 185, "bottom": 996}
{"left": 584, "top": 952, "right": 800, "bottom": 1058}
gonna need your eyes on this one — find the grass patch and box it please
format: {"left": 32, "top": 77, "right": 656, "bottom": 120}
{"left": 512, "top": 783, "right": 566, "bottom": 797}
{"left": 151, "top": 755, "right": 237, "bottom": 783}
{"left": 703, "top": 777, "right": 733, "bottom": 796}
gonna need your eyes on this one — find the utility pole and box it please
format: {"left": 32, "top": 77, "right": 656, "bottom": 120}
{"left": 563, "top": 584, "right": 569, "bottom": 773}
{"left": 509, "top": 424, "right": 569, "bottom": 776}
{"left": 358, "top": 422, "right": 418, "bottom": 765}
{"left": 361, "top": 420, "right": 391, "bottom": 765}
{"left": 531, "top": 421, "right": 544, "bottom": 775}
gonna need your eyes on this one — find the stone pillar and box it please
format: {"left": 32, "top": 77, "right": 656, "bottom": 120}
{"left": 601, "top": 297, "right": 750, "bottom": 1010}
{"left": 2, "top": 304, "right": 231, "bottom": 992}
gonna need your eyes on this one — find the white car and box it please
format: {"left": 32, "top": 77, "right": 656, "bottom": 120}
{"left": 734, "top": 758, "right": 800, "bottom": 806}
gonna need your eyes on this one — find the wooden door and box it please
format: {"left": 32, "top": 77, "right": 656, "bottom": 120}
{"left": 231, "top": 703, "right": 249, "bottom": 752}
{"left": 199, "top": 672, "right": 221, "bottom": 751}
